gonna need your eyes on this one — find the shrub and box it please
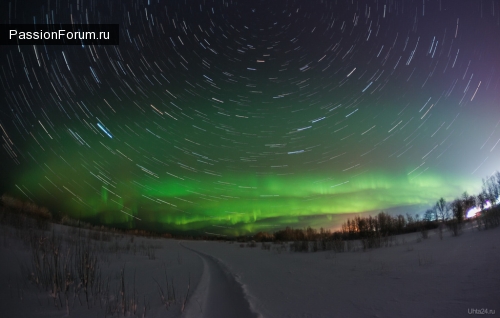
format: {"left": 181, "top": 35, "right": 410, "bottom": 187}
{"left": 0, "top": 195, "right": 52, "bottom": 231}
{"left": 477, "top": 206, "right": 500, "bottom": 230}
{"left": 261, "top": 242, "right": 271, "bottom": 250}
{"left": 290, "top": 240, "right": 309, "bottom": 252}
{"left": 447, "top": 220, "right": 461, "bottom": 236}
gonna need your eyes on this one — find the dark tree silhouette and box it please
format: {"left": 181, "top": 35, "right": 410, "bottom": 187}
{"left": 483, "top": 175, "right": 499, "bottom": 207}
{"left": 435, "top": 197, "right": 448, "bottom": 221}
{"left": 461, "top": 192, "right": 475, "bottom": 217}
{"left": 424, "top": 208, "right": 435, "bottom": 222}
{"left": 476, "top": 192, "right": 487, "bottom": 211}
{"left": 451, "top": 198, "right": 465, "bottom": 224}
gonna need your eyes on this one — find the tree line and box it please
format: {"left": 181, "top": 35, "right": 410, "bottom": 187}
{"left": 423, "top": 172, "right": 500, "bottom": 227}
{"left": 253, "top": 171, "right": 500, "bottom": 244}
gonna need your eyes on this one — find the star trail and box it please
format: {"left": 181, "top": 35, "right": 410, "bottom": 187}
{"left": 1, "top": 0, "right": 500, "bottom": 235}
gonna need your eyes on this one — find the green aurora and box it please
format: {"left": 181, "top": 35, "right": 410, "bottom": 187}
{"left": 16, "top": 146, "right": 479, "bottom": 235}
{"left": 2, "top": 0, "right": 500, "bottom": 236}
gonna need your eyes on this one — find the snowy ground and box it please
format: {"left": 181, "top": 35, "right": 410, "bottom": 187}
{"left": 0, "top": 222, "right": 498, "bottom": 318}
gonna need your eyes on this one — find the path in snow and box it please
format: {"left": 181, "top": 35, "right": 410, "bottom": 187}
{"left": 181, "top": 243, "right": 259, "bottom": 318}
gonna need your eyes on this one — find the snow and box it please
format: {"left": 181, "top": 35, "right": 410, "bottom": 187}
{"left": 0, "top": 222, "right": 498, "bottom": 317}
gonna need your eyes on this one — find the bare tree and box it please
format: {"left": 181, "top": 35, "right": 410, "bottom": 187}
{"left": 461, "top": 192, "right": 475, "bottom": 218}
{"left": 424, "top": 208, "right": 435, "bottom": 222}
{"left": 451, "top": 198, "right": 465, "bottom": 224}
{"left": 491, "top": 171, "right": 500, "bottom": 205}
{"left": 495, "top": 171, "right": 500, "bottom": 200}
{"left": 483, "top": 175, "right": 499, "bottom": 208}
{"left": 435, "top": 197, "right": 448, "bottom": 221}
{"left": 476, "top": 192, "right": 487, "bottom": 211}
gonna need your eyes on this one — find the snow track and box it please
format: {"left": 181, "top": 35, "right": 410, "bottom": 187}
{"left": 181, "top": 243, "right": 261, "bottom": 318}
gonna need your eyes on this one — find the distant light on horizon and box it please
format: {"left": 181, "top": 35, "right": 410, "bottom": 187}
{"left": 466, "top": 198, "right": 500, "bottom": 218}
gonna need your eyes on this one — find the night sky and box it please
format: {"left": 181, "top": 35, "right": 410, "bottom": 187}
{"left": 1, "top": 0, "right": 500, "bottom": 235}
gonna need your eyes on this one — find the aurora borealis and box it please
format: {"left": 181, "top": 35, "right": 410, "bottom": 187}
{"left": 1, "top": 0, "right": 500, "bottom": 235}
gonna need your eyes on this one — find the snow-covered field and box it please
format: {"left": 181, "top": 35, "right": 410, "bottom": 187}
{"left": 0, "top": 222, "right": 498, "bottom": 318}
